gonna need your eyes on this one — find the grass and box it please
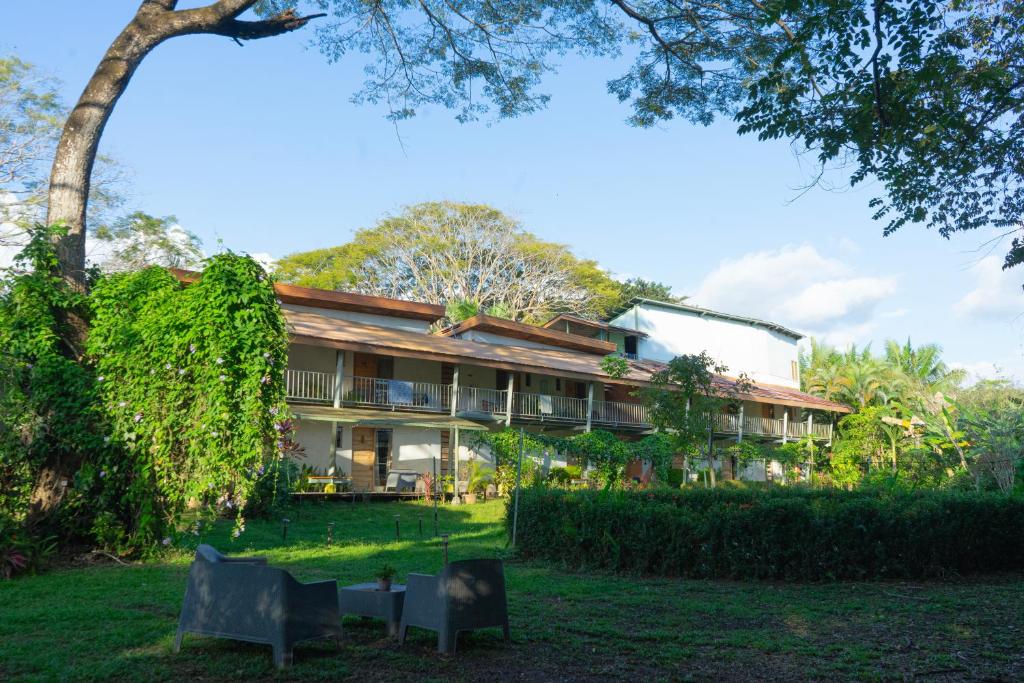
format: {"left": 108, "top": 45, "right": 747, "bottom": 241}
{"left": 1, "top": 498, "right": 1023, "bottom": 681}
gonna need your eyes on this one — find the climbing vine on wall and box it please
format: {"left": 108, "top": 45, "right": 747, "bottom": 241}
{"left": 87, "top": 254, "right": 289, "bottom": 546}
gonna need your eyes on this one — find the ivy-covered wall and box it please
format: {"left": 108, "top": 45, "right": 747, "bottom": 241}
{"left": 0, "top": 227, "right": 289, "bottom": 554}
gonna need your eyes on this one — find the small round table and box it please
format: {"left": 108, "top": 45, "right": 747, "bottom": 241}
{"left": 338, "top": 583, "right": 406, "bottom": 637}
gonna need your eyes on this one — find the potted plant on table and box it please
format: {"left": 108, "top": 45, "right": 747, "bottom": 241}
{"left": 375, "top": 563, "right": 396, "bottom": 591}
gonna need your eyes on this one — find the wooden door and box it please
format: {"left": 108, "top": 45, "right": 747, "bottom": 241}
{"left": 351, "top": 427, "right": 376, "bottom": 491}
{"left": 761, "top": 404, "right": 774, "bottom": 419}
{"left": 353, "top": 353, "right": 379, "bottom": 379}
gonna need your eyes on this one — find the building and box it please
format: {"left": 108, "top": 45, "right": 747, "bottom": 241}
{"left": 274, "top": 281, "right": 849, "bottom": 490}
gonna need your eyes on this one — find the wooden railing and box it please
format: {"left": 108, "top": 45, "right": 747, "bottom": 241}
{"left": 711, "top": 412, "right": 833, "bottom": 441}
{"left": 590, "top": 400, "right": 649, "bottom": 426}
{"left": 285, "top": 369, "right": 830, "bottom": 439}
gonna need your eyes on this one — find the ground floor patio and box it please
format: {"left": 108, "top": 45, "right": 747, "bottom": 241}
{"left": 3, "top": 500, "right": 1021, "bottom": 681}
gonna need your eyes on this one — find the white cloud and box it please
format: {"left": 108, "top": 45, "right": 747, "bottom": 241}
{"left": 248, "top": 252, "right": 277, "bottom": 272}
{"left": 954, "top": 255, "right": 1023, "bottom": 320}
{"left": 837, "top": 237, "right": 862, "bottom": 255}
{"left": 951, "top": 359, "right": 1024, "bottom": 386}
{"left": 689, "top": 244, "right": 898, "bottom": 346}
{"left": 783, "top": 277, "right": 897, "bottom": 326}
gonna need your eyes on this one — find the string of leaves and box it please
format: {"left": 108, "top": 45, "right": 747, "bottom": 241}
{"left": 87, "top": 254, "right": 289, "bottom": 547}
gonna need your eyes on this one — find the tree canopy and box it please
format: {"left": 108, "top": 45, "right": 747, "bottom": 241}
{"left": 275, "top": 201, "right": 626, "bottom": 322}
{"left": 40, "top": 1, "right": 1024, "bottom": 287}
{"left": 0, "top": 56, "right": 128, "bottom": 250}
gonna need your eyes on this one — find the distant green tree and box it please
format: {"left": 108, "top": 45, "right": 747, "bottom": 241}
{"left": 277, "top": 201, "right": 622, "bottom": 322}
{"left": 606, "top": 277, "right": 684, "bottom": 315}
{"left": 639, "top": 352, "right": 750, "bottom": 487}
{"left": 92, "top": 212, "right": 203, "bottom": 273}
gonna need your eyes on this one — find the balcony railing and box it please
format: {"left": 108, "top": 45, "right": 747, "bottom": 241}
{"left": 285, "top": 369, "right": 335, "bottom": 403}
{"left": 457, "top": 386, "right": 507, "bottom": 415}
{"left": 712, "top": 412, "right": 833, "bottom": 441}
{"left": 347, "top": 376, "right": 451, "bottom": 413}
{"left": 283, "top": 369, "right": 830, "bottom": 439}
{"left": 591, "top": 400, "right": 649, "bottom": 427}
{"left": 512, "top": 391, "right": 589, "bottom": 422}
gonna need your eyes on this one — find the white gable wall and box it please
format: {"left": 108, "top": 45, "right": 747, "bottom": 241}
{"left": 611, "top": 303, "right": 800, "bottom": 388}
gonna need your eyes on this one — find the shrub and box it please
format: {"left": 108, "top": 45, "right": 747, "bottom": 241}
{"left": 547, "top": 465, "right": 582, "bottom": 488}
{"left": 510, "top": 487, "right": 1024, "bottom": 580}
{"left": 1, "top": 521, "right": 56, "bottom": 580}
{"left": 664, "top": 468, "right": 686, "bottom": 488}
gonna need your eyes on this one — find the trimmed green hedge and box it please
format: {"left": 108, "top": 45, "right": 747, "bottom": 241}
{"left": 509, "top": 487, "right": 1024, "bottom": 579}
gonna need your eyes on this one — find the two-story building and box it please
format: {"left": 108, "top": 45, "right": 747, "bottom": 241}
{"left": 274, "top": 282, "right": 849, "bottom": 490}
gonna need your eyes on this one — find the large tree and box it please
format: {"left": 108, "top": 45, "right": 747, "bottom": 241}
{"left": 276, "top": 201, "right": 621, "bottom": 322}
{"left": 48, "top": 1, "right": 1024, "bottom": 297}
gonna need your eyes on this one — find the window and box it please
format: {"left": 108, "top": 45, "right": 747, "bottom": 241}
{"left": 525, "top": 373, "right": 532, "bottom": 387}
{"left": 624, "top": 335, "right": 638, "bottom": 358}
{"left": 375, "top": 429, "right": 392, "bottom": 486}
{"left": 555, "top": 378, "right": 562, "bottom": 392}
{"left": 791, "top": 360, "right": 799, "bottom": 381}
{"left": 334, "top": 424, "right": 344, "bottom": 449}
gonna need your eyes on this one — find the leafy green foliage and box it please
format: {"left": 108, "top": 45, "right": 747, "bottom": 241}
{"left": 608, "top": 277, "right": 684, "bottom": 312}
{"left": 87, "top": 253, "right": 289, "bottom": 546}
{"left": 0, "top": 225, "right": 108, "bottom": 535}
{"left": 599, "top": 354, "right": 630, "bottom": 380}
{"left": 275, "top": 201, "right": 623, "bottom": 323}
{"left": 277, "top": 1, "right": 1024, "bottom": 266}
{"left": 639, "top": 353, "right": 750, "bottom": 487}
{"left": 0, "top": 226, "right": 289, "bottom": 554}
{"left": 512, "top": 487, "right": 1024, "bottom": 579}
{"left": 473, "top": 428, "right": 677, "bottom": 491}
{"left": 92, "top": 211, "right": 203, "bottom": 273}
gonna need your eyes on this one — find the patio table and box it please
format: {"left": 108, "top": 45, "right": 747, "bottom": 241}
{"left": 339, "top": 583, "right": 406, "bottom": 637}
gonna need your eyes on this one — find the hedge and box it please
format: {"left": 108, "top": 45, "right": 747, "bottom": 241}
{"left": 509, "top": 487, "right": 1024, "bottom": 580}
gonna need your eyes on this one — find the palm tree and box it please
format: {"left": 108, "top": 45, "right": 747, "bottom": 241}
{"left": 838, "top": 358, "right": 891, "bottom": 408}
{"left": 805, "top": 364, "right": 848, "bottom": 402}
{"left": 884, "top": 339, "right": 965, "bottom": 395}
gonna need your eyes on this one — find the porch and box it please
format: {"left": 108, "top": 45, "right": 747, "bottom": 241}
{"left": 285, "top": 369, "right": 833, "bottom": 440}
{"left": 285, "top": 369, "right": 651, "bottom": 429}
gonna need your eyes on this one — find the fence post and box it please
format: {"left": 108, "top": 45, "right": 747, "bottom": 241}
{"left": 511, "top": 427, "right": 525, "bottom": 547}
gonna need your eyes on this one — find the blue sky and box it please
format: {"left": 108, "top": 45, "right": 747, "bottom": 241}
{"left": 4, "top": 2, "right": 1022, "bottom": 381}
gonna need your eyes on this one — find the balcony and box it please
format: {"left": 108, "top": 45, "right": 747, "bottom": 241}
{"left": 284, "top": 369, "right": 831, "bottom": 439}
{"left": 284, "top": 371, "right": 450, "bottom": 413}
{"left": 712, "top": 413, "right": 832, "bottom": 441}
{"left": 285, "top": 369, "right": 651, "bottom": 428}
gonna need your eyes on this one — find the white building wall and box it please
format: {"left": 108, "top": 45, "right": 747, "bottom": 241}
{"left": 611, "top": 303, "right": 800, "bottom": 388}
{"left": 287, "top": 343, "right": 337, "bottom": 374}
{"left": 294, "top": 419, "right": 335, "bottom": 471}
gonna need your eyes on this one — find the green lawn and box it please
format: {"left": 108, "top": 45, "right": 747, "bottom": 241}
{"left": 2, "top": 499, "right": 1023, "bottom": 681}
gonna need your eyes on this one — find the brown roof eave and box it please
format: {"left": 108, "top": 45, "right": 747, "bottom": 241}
{"left": 289, "top": 333, "right": 652, "bottom": 387}
{"left": 168, "top": 267, "right": 445, "bottom": 322}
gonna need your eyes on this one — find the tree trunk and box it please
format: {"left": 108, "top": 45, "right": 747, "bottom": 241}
{"left": 47, "top": 11, "right": 171, "bottom": 289}
{"left": 32, "top": 0, "right": 322, "bottom": 526}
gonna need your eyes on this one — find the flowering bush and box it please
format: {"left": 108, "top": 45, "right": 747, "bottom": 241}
{"left": 87, "top": 253, "right": 288, "bottom": 547}
{"left": 1, "top": 229, "right": 289, "bottom": 557}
